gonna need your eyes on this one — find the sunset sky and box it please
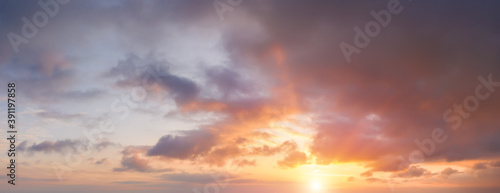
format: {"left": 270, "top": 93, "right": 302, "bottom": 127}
{"left": 1, "top": 0, "right": 500, "bottom": 193}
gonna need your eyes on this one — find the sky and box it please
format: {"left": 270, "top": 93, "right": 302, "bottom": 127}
{"left": 1, "top": 0, "right": 500, "bottom": 193}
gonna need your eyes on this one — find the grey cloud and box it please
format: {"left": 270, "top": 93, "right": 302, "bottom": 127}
{"left": 59, "top": 89, "right": 105, "bottom": 101}
{"left": 36, "top": 110, "right": 84, "bottom": 120}
{"left": 95, "top": 158, "right": 109, "bottom": 165}
{"left": 113, "top": 154, "right": 153, "bottom": 173}
{"left": 161, "top": 172, "right": 235, "bottom": 184}
{"left": 205, "top": 66, "right": 255, "bottom": 99}
{"left": 147, "top": 129, "right": 216, "bottom": 159}
{"left": 490, "top": 161, "right": 500, "bottom": 167}
{"left": 19, "top": 139, "right": 117, "bottom": 154}
{"left": 473, "top": 162, "right": 489, "bottom": 170}
{"left": 440, "top": 167, "right": 460, "bottom": 179}
{"left": 0, "top": 51, "right": 104, "bottom": 103}
{"left": 470, "top": 161, "right": 500, "bottom": 171}
{"left": 391, "top": 166, "right": 431, "bottom": 178}
{"left": 114, "top": 146, "right": 173, "bottom": 173}
{"left": 113, "top": 181, "right": 147, "bottom": 184}
{"left": 105, "top": 54, "right": 199, "bottom": 105}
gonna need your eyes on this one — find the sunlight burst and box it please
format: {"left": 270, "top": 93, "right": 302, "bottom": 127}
{"left": 311, "top": 181, "right": 321, "bottom": 191}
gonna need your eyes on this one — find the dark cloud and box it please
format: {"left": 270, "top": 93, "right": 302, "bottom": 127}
{"left": 1, "top": 1, "right": 500, "bottom": 191}
{"left": 147, "top": 129, "right": 217, "bottom": 159}
{"left": 473, "top": 162, "right": 489, "bottom": 170}
{"left": 146, "top": 128, "right": 300, "bottom": 167}
{"left": 0, "top": 51, "right": 73, "bottom": 102}
{"left": 114, "top": 146, "right": 173, "bottom": 173}
{"left": 490, "top": 161, "right": 500, "bottom": 167}
{"left": 470, "top": 161, "right": 500, "bottom": 172}
{"left": 205, "top": 66, "right": 255, "bottom": 99}
{"left": 94, "top": 158, "right": 109, "bottom": 165}
{"left": 19, "top": 139, "right": 116, "bottom": 154}
{"left": 161, "top": 172, "right": 234, "bottom": 184}
{"left": 113, "top": 154, "right": 153, "bottom": 173}
{"left": 232, "top": 159, "right": 256, "bottom": 168}
{"left": 440, "top": 167, "right": 460, "bottom": 179}
{"left": 104, "top": 54, "right": 199, "bottom": 105}
{"left": 217, "top": 0, "right": 500, "bottom": 171}
{"left": 391, "top": 166, "right": 432, "bottom": 178}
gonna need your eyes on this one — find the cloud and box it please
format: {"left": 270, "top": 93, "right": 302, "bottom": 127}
{"left": 249, "top": 140, "right": 298, "bottom": 156}
{"left": 113, "top": 181, "right": 147, "bottom": 184}
{"left": 223, "top": 0, "right": 500, "bottom": 172}
{"left": 147, "top": 129, "right": 217, "bottom": 159}
{"left": 113, "top": 154, "right": 152, "bottom": 173}
{"left": 94, "top": 158, "right": 110, "bottom": 165}
{"left": 277, "top": 151, "right": 308, "bottom": 169}
{"left": 470, "top": 161, "right": 500, "bottom": 172}
{"left": 104, "top": 54, "right": 199, "bottom": 105}
{"left": 366, "top": 156, "right": 411, "bottom": 172}
{"left": 471, "top": 167, "right": 500, "bottom": 181}
{"left": 440, "top": 167, "right": 460, "bottom": 179}
{"left": 0, "top": 49, "right": 104, "bottom": 103}
{"left": 473, "top": 162, "right": 489, "bottom": 170}
{"left": 204, "top": 145, "right": 244, "bottom": 167}
{"left": 360, "top": 171, "right": 373, "bottom": 177}
{"left": 114, "top": 146, "right": 173, "bottom": 173}
{"left": 310, "top": 120, "right": 402, "bottom": 165}
{"left": 3, "top": 2, "right": 500, "bottom": 190}
{"left": 365, "top": 178, "right": 386, "bottom": 183}
{"left": 58, "top": 89, "right": 105, "bottom": 101}
{"left": 36, "top": 110, "right": 84, "bottom": 120}
{"left": 161, "top": 172, "right": 234, "bottom": 184}
{"left": 232, "top": 159, "right": 256, "bottom": 168}
{"left": 490, "top": 161, "right": 500, "bottom": 167}
{"left": 18, "top": 139, "right": 116, "bottom": 154}
{"left": 146, "top": 128, "right": 300, "bottom": 167}
{"left": 94, "top": 141, "right": 119, "bottom": 151}
{"left": 205, "top": 66, "right": 255, "bottom": 99}
{"left": 391, "top": 166, "right": 431, "bottom": 178}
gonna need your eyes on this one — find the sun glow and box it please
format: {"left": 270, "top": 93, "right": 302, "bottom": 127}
{"left": 311, "top": 181, "right": 321, "bottom": 191}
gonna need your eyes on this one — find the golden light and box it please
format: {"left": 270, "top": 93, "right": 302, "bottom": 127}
{"left": 311, "top": 181, "right": 321, "bottom": 191}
